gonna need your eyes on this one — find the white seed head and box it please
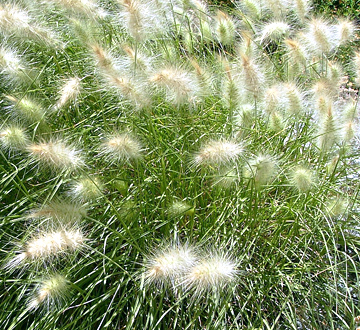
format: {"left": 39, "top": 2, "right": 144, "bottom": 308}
{"left": 214, "top": 11, "right": 236, "bottom": 46}
{"left": 306, "top": 18, "right": 333, "bottom": 54}
{"left": 284, "top": 83, "right": 303, "bottom": 116}
{"left": 0, "top": 46, "right": 28, "bottom": 82}
{"left": 44, "top": 0, "right": 107, "bottom": 18}
{"left": 292, "top": 0, "right": 310, "bottom": 22}
{"left": 167, "top": 201, "right": 195, "bottom": 217}
{"left": 212, "top": 167, "right": 239, "bottom": 189}
{"left": 342, "top": 121, "right": 357, "bottom": 144}
{"left": 268, "top": 111, "right": 285, "bottom": 133}
{"left": 145, "top": 244, "right": 198, "bottom": 287}
{"left": 28, "top": 201, "right": 87, "bottom": 224}
{"left": 284, "top": 38, "right": 309, "bottom": 67}
{"left": 264, "top": 84, "right": 283, "bottom": 114}
{"left": 244, "top": 154, "right": 277, "bottom": 188}
{"left": 0, "top": 125, "right": 29, "bottom": 151}
{"left": 194, "top": 140, "right": 243, "bottom": 168}
{"left": 27, "top": 140, "right": 85, "bottom": 171}
{"left": 184, "top": 253, "right": 237, "bottom": 294}
{"left": 239, "top": 0, "right": 262, "bottom": 18}
{"left": 100, "top": 133, "right": 143, "bottom": 163}
{"left": 150, "top": 67, "right": 199, "bottom": 106}
{"left": 240, "top": 53, "right": 265, "bottom": 98}
{"left": 336, "top": 19, "right": 355, "bottom": 45}
{"left": 222, "top": 66, "right": 242, "bottom": 110}
{"left": 7, "top": 228, "right": 85, "bottom": 271}
{"left": 6, "top": 95, "right": 46, "bottom": 124}
{"left": 69, "top": 177, "right": 104, "bottom": 202}
{"left": 0, "top": 4, "right": 60, "bottom": 45}
{"left": 29, "top": 274, "right": 69, "bottom": 310}
{"left": 262, "top": 0, "right": 289, "bottom": 18}
{"left": 317, "top": 109, "right": 339, "bottom": 152}
{"left": 55, "top": 77, "right": 81, "bottom": 110}
{"left": 326, "top": 197, "right": 348, "bottom": 217}
{"left": 119, "top": 0, "right": 163, "bottom": 42}
{"left": 259, "top": 21, "right": 290, "bottom": 43}
{"left": 290, "top": 167, "right": 314, "bottom": 193}
{"left": 234, "top": 104, "right": 254, "bottom": 130}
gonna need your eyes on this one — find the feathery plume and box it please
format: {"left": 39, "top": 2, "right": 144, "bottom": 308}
{"left": 290, "top": 167, "right": 314, "bottom": 193}
{"left": 27, "top": 140, "right": 85, "bottom": 171}
{"left": 341, "top": 121, "right": 357, "bottom": 144}
{"left": 7, "top": 228, "right": 85, "bottom": 270}
{"left": 259, "top": 21, "right": 290, "bottom": 44}
{"left": 183, "top": 252, "right": 237, "bottom": 295}
{"left": 91, "top": 44, "right": 150, "bottom": 108}
{"left": 268, "top": 111, "right": 285, "bottom": 133}
{"left": 244, "top": 154, "right": 277, "bottom": 188}
{"left": 314, "top": 94, "right": 333, "bottom": 119}
{"left": 6, "top": 95, "right": 47, "bottom": 126}
{"left": 29, "top": 274, "right": 70, "bottom": 310}
{"left": 238, "top": 0, "right": 262, "bottom": 19}
{"left": 54, "top": 77, "right": 81, "bottom": 110}
{"left": 234, "top": 104, "right": 255, "bottom": 130}
{"left": 212, "top": 167, "right": 239, "bottom": 189}
{"left": 326, "top": 197, "right": 348, "bottom": 218}
{"left": 306, "top": 18, "right": 333, "bottom": 54}
{"left": 99, "top": 132, "right": 143, "bottom": 164}
{"left": 0, "top": 46, "right": 29, "bottom": 83}
{"left": 69, "top": 176, "right": 104, "bottom": 202}
{"left": 144, "top": 243, "right": 198, "bottom": 287}
{"left": 264, "top": 84, "right": 283, "bottom": 115}
{"left": 150, "top": 67, "right": 199, "bottom": 106}
{"left": 214, "top": 11, "right": 236, "bottom": 46}
{"left": 292, "top": 0, "right": 310, "bottom": 23}
{"left": 43, "top": 0, "right": 107, "bottom": 18}
{"left": 0, "top": 4, "right": 60, "bottom": 45}
{"left": 262, "top": 0, "right": 289, "bottom": 18}
{"left": 222, "top": 63, "right": 242, "bottom": 110}
{"left": 0, "top": 125, "right": 29, "bottom": 151}
{"left": 335, "top": 19, "right": 355, "bottom": 46}
{"left": 167, "top": 201, "right": 195, "bottom": 218}
{"left": 317, "top": 107, "right": 339, "bottom": 152}
{"left": 193, "top": 140, "right": 243, "bottom": 168}
{"left": 239, "top": 53, "right": 265, "bottom": 98}
{"left": 284, "top": 38, "right": 309, "bottom": 71}
{"left": 122, "top": 45, "right": 152, "bottom": 75}
{"left": 284, "top": 83, "right": 303, "bottom": 116}
{"left": 118, "top": 0, "right": 162, "bottom": 42}
{"left": 27, "top": 200, "right": 87, "bottom": 223}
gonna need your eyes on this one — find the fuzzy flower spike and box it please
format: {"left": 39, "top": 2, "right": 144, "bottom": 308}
{"left": 29, "top": 274, "right": 70, "bottom": 310}
{"left": 27, "top": 139, "right": 85, "bottom": 172}
{"left": 99, "top": 132, "right": 143, "bottom": 164}
{"left": 6, "top": 227, "right": 86, "bottom": 271}
{"left": 193, "top": 139, "right": 243, "bottom": 169}
{"left": 144, "top": 243, "right": 198, "bottom": 288}
{"left": 183, "top": 251, "right": 238, "bottom": 296}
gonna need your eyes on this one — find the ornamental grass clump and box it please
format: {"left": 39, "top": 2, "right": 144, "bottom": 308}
{"left": 1, "top": 0, "right": 360, "bottom": 328}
